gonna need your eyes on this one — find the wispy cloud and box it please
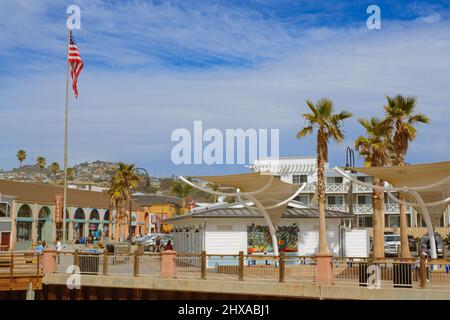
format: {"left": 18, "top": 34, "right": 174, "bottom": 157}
{"left": 0, "top": 0, "right": 449, "bottom": 175}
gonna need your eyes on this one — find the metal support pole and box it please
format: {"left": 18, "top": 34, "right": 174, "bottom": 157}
{"left": 411, "top": 191, "right": 437, "bottom": 259}
{"left": 103, "top": 250, "right": 108, "bottom": 275}
{"left": 62, "top": 28, "right": 71, "bottom": 244}
{"left": 420, "top": 253, "right": 426, "bottom": 288}
{"left": 133, "top": 250, "right": 139, "bottom": 277}
{"left": 247, "top": 195, "right": 279, "bottom": 256}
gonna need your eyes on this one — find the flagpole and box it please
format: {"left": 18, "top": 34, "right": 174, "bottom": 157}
{"left": 62, "top": 27, "right": 70, "bottom": 244}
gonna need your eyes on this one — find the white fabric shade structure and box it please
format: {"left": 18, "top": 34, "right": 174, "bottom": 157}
{"left": 335, "top": 161, "right": 450, "bottom": 258}
{"left": 179, "top": 172, "right": 305, "bottom": 255}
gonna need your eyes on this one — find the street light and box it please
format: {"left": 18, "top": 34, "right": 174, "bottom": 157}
{"left": 345, "top": 147, "right": 356, "bottom": 216}
{"left": 128, "top": 167, "right": 152, "bottom": 242}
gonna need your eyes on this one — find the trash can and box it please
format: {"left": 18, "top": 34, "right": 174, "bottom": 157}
{"left": 393, "top": 263, "right": 412, "bottom": 288}
{"left": 358, "top": 262, "right": 368, "bottom": 287}
{"left": 78, "top": 250, "right": 100, "bottom": 274}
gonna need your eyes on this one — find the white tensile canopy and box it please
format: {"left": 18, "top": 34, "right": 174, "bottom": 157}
{"left": 350, "top": 161, "right": 450, "bottom": 226}
{"left": 180, "top": 172, "right": 303, "bottom": 255}
{"left": 338, "top": 161, "right": 450, "bottom": 258}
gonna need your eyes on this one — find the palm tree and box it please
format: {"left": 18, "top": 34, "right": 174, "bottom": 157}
{"left": 171, "top": 179, "right": 193, "bottom": 206}
{"left": 110, "top": 163, "right": 140, "bottom": 242}
{"left": 36, "top": 156, "right": 46, "bottom": 171}
{"left": 297, "top": 98, "right": 352, "bottom": 254}
{"left": 206, "top": 182, "right": 220, "bottom": 202}
{"left": 108, "top": 179, "right": 126, "bottom": 242}
{"left": 50, "top": 162, "right": 60, "bottom": 181}
{"left": 67, "top": 167, "right": 74, "bottom": 180}
{"left": 17, "top": 149, "right": 27, "bottom": 167}
{"left": 383, "top": 95, "right": 430, "bottom": 258}
{"left": 355, "top": 117, "right": 392, "bottom": 258}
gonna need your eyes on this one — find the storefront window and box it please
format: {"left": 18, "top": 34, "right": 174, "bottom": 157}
{"left": 17, "top": 221, "right": 32, "bottom": 241}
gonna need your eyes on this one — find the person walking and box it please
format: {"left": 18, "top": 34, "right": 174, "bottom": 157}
{"left": 56, "top": 238, "right": 62, "bottom": 264}
{"left": 34, "top": 241, "right": 44, "bottom": 254}
{"left": 166, "top": 240, "right": 173, "bottom": 251}
{"left": 154, "top": 236, "right": 161, "bottom": 252}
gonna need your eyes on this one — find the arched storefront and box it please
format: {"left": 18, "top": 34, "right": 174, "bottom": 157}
{"left": 73, "top": 208, "right": 86, "bottom": 242}
{"left": 37, "top": 206, "right": 52, "bottom": 243}
{"left": 16, "top": 204, "right": 33, "bottom": 250}
{"left": 89, "top": 209, "right": 101, "bottom": 242}
{"left": 103, "top": 210, "right": 110, "bottom": 241}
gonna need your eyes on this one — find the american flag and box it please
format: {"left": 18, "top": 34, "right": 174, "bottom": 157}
{"left": 68, "top": 31, "right": 84, "bottom": 98}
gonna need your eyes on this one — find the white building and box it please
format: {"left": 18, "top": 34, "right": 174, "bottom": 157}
{"left": 167, "top": 202, "right": 369, "bottom": 257}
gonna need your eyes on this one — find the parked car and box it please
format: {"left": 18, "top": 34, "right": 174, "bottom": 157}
{"left": 384, "top": 234, "right": 401, "bottom": 256}
{"left": 144, "top": 234, "right": 173, "bottom": 252}
{"left": 420, "top": 233, "right": 444, "bottom": 257}
{"left": 133, "top": 234, "right": 154, "bottom": 245}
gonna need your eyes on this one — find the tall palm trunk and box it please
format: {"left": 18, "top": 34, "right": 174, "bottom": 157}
{"left": 317, "top": 144, "right": 328, "bottom": 254}
{"left": 372, "top": 178, "right": 384, "bottom": 258}
{"left": 397, "top": 156, "right": 411, "bottom": 258}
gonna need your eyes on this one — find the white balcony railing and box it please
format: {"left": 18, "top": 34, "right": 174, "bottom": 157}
{"left": 351, "top": 203, "right": 413, "bottom": 214}
{"left": 303, "top": 183, "right": 317, "bottom": 193}
{"left": 303, "top": 183, "right": 350, "bottom": 193}
{"left": 353, "top": 204, "right": 373, "bottom": 214}
{"left": 326, "top": 183, "right": 349, "bottom": 193}
{"left": 352, "top": 184, "right": 373, "bottom": 193}
{"left": 326, "top": 204, "right": 348, "bottom": 212}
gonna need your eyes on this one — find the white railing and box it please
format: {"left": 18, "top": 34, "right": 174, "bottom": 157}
{"left": 384, "top": 203, "right": 413, "bottom": 214}
{"left": 351, "top": 203, "right": 413, "bottom": 214}
{"left": 302, "top": 183, "right": 349, "bottom": 193}
{"left": 353, "top": 204, "right": 373, "bottom": 214}
{"left": 352, "top": 184, "right": 373, "bottom": 193}
{"left": 326, "top": 204, "right": 348, "bottom": 212}
{"left": 303, "top": 183, "right": 316, "bottom": 192}
{"left": 326, "top": 183, "right": 349, "bottom": 193}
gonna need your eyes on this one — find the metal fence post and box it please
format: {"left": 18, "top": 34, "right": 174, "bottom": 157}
{"left": 420, "top": 253, "right": 426, "bottom": 288}
{"left": 133, "top": 250, "right": 139, "bottom": 277}
{"left": 73, "top": 249, "right": 79, "bottom": 268}
{"left": 10, "top": 253, "right": 13, "bottom": 290}
{"left": 36, "top": 253, "right": 40, "bottom": 283}
{"left": 103, "top": 250, "right": 108, "bottom": 275}
{"left": 279, "top": 252, "right": 286, "bottom": 283}
{"left": 201, "top": 251, "right": 206, "bottom": 280}
{"left": 238, "top": 251, "right": 244, "bottom": 281}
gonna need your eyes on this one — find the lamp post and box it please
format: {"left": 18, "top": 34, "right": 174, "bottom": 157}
{"left": 128, "top": 167, "right": 152, "bottom": 242}
{"left": 345, "top": 147, "right": 356, "bottom": 217}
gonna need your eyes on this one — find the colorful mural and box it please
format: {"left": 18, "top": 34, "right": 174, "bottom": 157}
{"left": 247, "top": 224, "right": 299, "bottom": 253}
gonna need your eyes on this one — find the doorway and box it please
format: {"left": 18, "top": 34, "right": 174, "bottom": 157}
{"left": 1, "top": 232, "right": 11, "bottom": 251}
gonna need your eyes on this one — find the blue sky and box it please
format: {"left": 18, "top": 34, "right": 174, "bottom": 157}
{"left": 1, "top": 0, "right": 449, "bottom": 176}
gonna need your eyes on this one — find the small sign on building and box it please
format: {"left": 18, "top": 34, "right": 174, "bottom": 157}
{"left": 55, "top": 194, "right": 63, "bottom": 223}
